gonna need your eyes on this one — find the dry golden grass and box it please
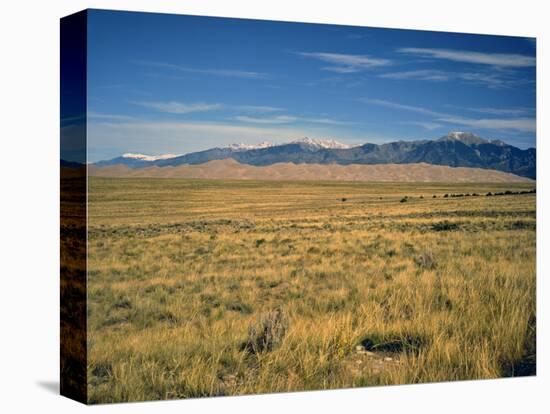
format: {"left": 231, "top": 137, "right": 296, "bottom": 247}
{"left": 60, "top": 173, "right": 87, "bottom": 401}
{"left": 86, "top": 178, "right": 536, "bottom": 403}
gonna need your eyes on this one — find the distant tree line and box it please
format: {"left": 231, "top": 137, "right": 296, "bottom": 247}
{"left": 442, "top": 188, "right": 535, "bottom": 198}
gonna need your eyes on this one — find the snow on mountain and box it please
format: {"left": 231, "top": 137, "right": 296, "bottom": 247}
{"left": 439, "top": 131, "right": 488, "bottom": 145}
{"left": 448, "top": 131, "right": 469, "bottom": 139}
{"left": 290, "top": 137, "right": 353, "bottom": 149}
{"left": 122, "top": 153, "right": 181, "bottom": 161}
{"left": 225, "top": 138, "right": 353, "bottom": 151}
{"left": 226, "top": 141, "right": 274, "bottom": 151}
{"left": 122, "top": 139, "right": 352, "bottom": 161}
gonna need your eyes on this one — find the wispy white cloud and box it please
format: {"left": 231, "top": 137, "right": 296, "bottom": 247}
{"left": 88, "top": 111, "right": 136, "bottom": 121}
{"left": 304, "top": 118, "right": 354, "bottom": 126}
{"left": 361, "top": 99, "right": 444, "bottom": 117}
{"left": 362, "top": 98, "right": 536, "bottom": 133}
{"left": 444, "top": 104, "right": 534, "bottom": 117}
{"left": 131, "top": 100, "right": 287, "bottom": 116}
{"left": 297, "top": 52, "right": 392, "bottom": 73}
{"left": 132, "top": 101, "right": 223, "bottom": 114}
{"left": 235, "top": 105, "right": 284, "bottom": 113}
{"left": 455, "top": 72, "right": 510, "bottom": 89}
{"left": 235, "top": 114, "right": 353, "bottom": 126}
{"left": 128, "top": 100, "right": 353, "bottom": 127}
{"left": 135, "top": 60, "right": 269, "bottom": 79}
{"left": 379, "top": 70, "right": 451, "bottom": 81}
{"left": 465, "top": 107, "right": 532, "bottom": 116}
{"left": 398, "top": 47, "right": 535, "bottom": 67}
{"left": 60, "top": 114, "right": 86, "bottom": 125}
{"left": 436, "top": 115, "right": 536, "bottom": 133}
{"left": 379, "top": 68, "right": 530, "bottom": 89}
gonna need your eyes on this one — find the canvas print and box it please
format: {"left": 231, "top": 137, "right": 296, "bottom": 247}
{"left": 60, "top": 9, "right": 536, "bottom": 404}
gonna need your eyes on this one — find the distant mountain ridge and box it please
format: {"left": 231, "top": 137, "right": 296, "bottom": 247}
{"left": 93, "top": 132, "right": 536, "bottom": 179}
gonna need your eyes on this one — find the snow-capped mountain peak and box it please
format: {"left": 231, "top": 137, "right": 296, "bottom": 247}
{"left": 490, "top": 139, "right": 507, "bottom": 146}
{"left": 291, "top": 137, "right": 352, "bottom": 149}
{"left": 449, "top": 131, "right": 468, "bottom": 139}
{"left": 440, "top": 131, "right": 488, "bottom": 145}
{"left": 226, "top": 141, "right": 274, "bottom": 151}
{"left": 122, "top": 153, "right": 181, "bottom": 161}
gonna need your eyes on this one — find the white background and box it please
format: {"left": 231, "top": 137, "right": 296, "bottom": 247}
{"left": 0, "top": 0, "right": 548, "bottom": 412}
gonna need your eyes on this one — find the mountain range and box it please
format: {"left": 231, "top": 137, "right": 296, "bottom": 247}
{"left": 92, "top": 132, "right": 536, "bottom": 179}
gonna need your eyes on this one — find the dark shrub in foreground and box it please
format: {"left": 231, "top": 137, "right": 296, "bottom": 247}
{"left": 243, "top": 308, "right": 288, "bottom": 354}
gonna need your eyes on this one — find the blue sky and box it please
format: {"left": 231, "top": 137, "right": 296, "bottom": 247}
{"left": 86, "top": 9, "right": 536, "bottom": 162}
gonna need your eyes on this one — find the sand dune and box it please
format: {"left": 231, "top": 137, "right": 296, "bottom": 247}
{"left": 88, "top": 159, "right": 533, "bottom": 183}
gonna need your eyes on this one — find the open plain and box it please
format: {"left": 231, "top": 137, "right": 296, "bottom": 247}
{"left": 87, "top": 178, "right": 536, "bottom": 403}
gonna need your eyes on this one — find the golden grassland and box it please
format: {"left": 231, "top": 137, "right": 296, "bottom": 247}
{"left": 60, "top": 173, "right": 87, "bottom": 401}
{"left": 86, "top": 178, "right": 536, "bottom": 403}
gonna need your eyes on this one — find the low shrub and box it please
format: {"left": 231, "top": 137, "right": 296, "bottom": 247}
{"left": 243, "top": 308, "right": 288, "bottom": 354}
